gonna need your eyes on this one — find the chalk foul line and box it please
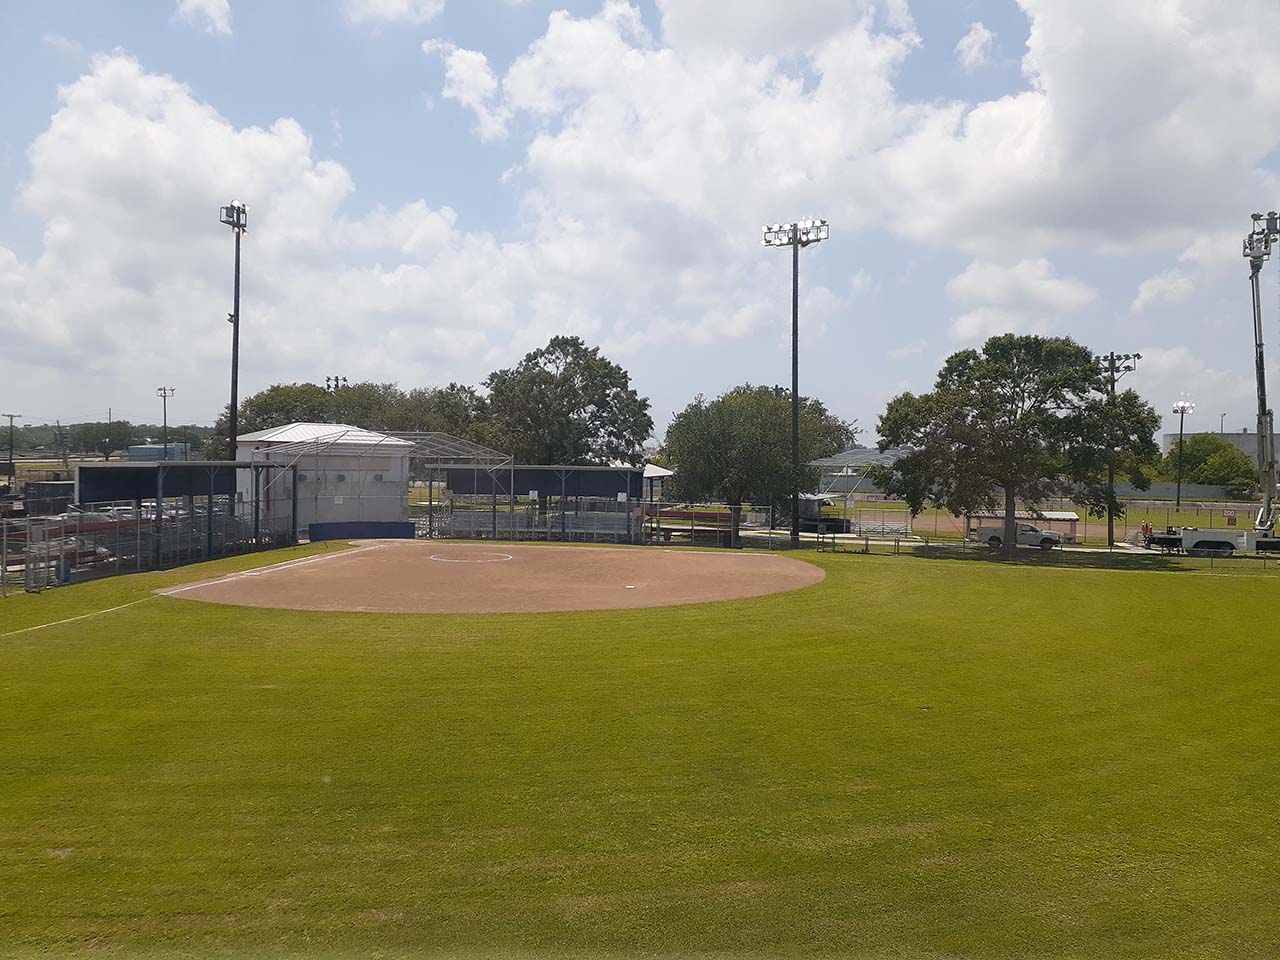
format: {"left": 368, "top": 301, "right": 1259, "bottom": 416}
{"left": 157, "top": 543, "right": 384, "bottom": 597}
{"left": 0, "top": 597, "right": 156, "bottom": 639}
{"left": 2, "top": 544, "right": 381, "bottom": 638}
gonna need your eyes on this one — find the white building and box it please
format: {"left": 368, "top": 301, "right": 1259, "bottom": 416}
{"left": 235, "top": 422, "right": 413, "bottom": 531}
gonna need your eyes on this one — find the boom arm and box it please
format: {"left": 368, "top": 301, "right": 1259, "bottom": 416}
{"left": 1244, "top": 213, "right": 1279, "bottom": 534}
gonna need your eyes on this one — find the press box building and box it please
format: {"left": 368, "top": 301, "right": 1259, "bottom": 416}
{"left": 235, "top": 422, "right": 413, "bottom": 531}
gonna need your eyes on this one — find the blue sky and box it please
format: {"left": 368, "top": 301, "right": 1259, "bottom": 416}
{"left": 3, "top": 0, "right": 1278, "bottom": 443}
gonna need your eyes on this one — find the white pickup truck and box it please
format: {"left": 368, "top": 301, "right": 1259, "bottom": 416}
{"left": 973, "top": 523, "right": 1062, "bottom": 550}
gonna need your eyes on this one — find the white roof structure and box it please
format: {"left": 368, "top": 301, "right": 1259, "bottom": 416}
{"left": 643, "top": 463, "right": 674, "bottom": 479}
{"left": 968, "top": 509, "right": 1080, "bottom": 522}
{"left": 237, "top": 423, "right": 415, "bottom": 463}
{"left": 238, "top": 422, "right": 413, "bottom": 447}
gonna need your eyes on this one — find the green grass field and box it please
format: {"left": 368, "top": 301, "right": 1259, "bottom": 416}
{"left": 2, "top": 543, "right": 1278, "bottom": 958}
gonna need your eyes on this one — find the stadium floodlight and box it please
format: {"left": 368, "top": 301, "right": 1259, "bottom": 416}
{"left": 219, "top": 201, "right": 248, "bottom": 458}
{"left": 761, "top": 218, "right": 831, "bottom": 547}
{"left": 1172, "top": 398, "right": 1195, "bottom": 509}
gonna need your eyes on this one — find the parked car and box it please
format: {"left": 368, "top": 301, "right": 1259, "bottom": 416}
{"left": 973, "top": 523, "right": 1061, "bottom": 550}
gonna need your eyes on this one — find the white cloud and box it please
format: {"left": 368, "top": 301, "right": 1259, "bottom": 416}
{"left": 954, "top": 22, "right": 994, "bottom": 71}
{"left": 946, "top": 258, "right": 1096, "bottom": 340}
{"left": 884, "top": 0, "right": 1280, "bottom": 256}
{"left": 42, "top": 34, "right": 85, "bottom": 58}
{"left": 423, "top": 40, "right": 509, "bottom": 141}
{"left": 657, "top": 0, "right": 914, "bottom": 54}
{"left": 889, "top": 338, "right": 927, "bottom": 359}
{"left": 1135, "top": 345, "right": 1257, "bottom": 434}
{"left": 1131, "top": 269, "right": 1195, "bottom": 313}
{"left": 174, "top": 0, "right": 231, "bottom": 35}
{"left": 344, "top": 0, "right": 444, "bottom": 26}
{"left": 0, "top": 55, "right": 528, "bottom": 415}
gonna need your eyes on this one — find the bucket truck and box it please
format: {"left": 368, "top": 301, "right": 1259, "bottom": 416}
{"left": 1147, "top": 212, "right": 1280, "bottom": 556}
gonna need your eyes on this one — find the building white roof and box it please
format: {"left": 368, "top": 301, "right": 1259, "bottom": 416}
{"left": 237, "top": 422, "right": 414, "bottom": 449}
{"left": 643, "top": 463, "right": 674, "bottom": 479}
{"left": 969, "top": 509, "right": 1080, "bottom": 522}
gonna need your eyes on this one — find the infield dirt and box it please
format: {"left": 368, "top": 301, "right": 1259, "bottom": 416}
{"left": 159, "top": 541, "right": 826, "bottom": 613}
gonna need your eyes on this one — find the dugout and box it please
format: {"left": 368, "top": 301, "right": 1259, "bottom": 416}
{"left": 446, "top": 464, "right": 644, "bottom": 500}
{"left": 74, "top": 460, "right": 298, "bottom": 565}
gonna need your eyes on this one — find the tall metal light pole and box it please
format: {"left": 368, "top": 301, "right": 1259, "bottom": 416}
{"left": 762, "top": 218, "right": 830, "bottom": 546}
{"left": 219, "top": 201, "right": 248, "bottom": 458}
{"left": 156, "top": 387, "right": 175, "bottom": 461}
{"left": 2, "top": 413, "right": 17, "bottom": 483}
{"left": 1220, "top": 413, "right": 1227, "bottom": 434}
{"left": 1096, "top": 352, "right": 1140, "bottom": 546}
{"left": 1172, "top": 398, "right": 1195, "bottom": 510}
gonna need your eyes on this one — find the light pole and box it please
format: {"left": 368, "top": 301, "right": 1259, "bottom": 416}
{"left": 156, "top": 387, "right": 175, "bottom": 461}
{"left": 762, "top": 218, "right": 830, "bottom": 547}
{"left": 1220, "top": 413, "right": 1227, "bottom": 434}
{"left": 219, "top": 200, "right": 248, "bottom": 458}
{"left": 1172, "top": 398, "right": 1195, "bottom": 509}
{"left": 2, "top": 413, "right": 17, "bottom": 484}
{"left": 1096, "top": 352, "right": 1140, "bottom": 546}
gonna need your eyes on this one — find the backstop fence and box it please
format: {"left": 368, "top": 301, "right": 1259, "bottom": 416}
{"left": 1, "top": 495, "right": 296, "bottom": 597}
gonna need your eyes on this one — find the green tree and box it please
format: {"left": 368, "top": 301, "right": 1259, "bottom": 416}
{"left": 1065, "top": 388, "right": 1162, "bottom": 525}
{"left": 204, "top": 383, "right": 334, "bottom": 458}
{"left": 1160, "top": 434, "right": 1259, "bottom": 487}
{"left": 71, "top": 421, "right": 136, "bottom": 460}
{"left": 664, "top": 385, "right": 858, "bottom": 545}
{"left": 393, "top": 384, "right": 493, "bottom": 440}
{"left": 877, "top": 334, "right": 1160, "bottom": 557}
{"left": 484, "top": 336, "right": 653, "bottom": 464}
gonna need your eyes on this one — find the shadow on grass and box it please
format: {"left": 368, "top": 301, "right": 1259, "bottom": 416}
{"left": 831, "top": 542, "right": 1280, "bottom": 576}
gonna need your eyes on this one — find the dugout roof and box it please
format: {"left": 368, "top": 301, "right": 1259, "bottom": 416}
{"left": 75, "top": 461, "right": 252, "bottom": 503}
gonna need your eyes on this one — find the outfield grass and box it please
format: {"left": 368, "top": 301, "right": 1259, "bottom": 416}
{"left": 2, "top": 544, "right": 1278, "bottom": 958}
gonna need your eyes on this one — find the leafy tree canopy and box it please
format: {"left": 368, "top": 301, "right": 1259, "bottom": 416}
{"left": 664, "top": 385, "right": 858, "bottom": 509}
{"left": 203, "top": 337, "right": 652, "bottom": 464}
{"left": 1160, "top": 434, "right": 1259, "bottom": 487}
{"left": 877, "top": 334, "right": 1160, "bottom": 555}
{"left": 483, "top": 336, "right": 653, "bottom": 465}
{"left": 71, "top": 421, "right": 137, "bottom": 460}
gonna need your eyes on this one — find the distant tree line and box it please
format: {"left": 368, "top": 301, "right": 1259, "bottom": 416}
{"left": 204, "top": 335, "right": 655, "bottom": 466}
{"left": 7, "top": 421, "right": 214, "bottom": 460}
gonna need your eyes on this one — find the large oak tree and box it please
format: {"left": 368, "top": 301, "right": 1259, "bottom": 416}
{"left": 877, "top": 334, "right": 1160, "bottom": 555}
{"left": 483, "top": 336, "right": 653, "bottom": 465}
{"left": 664, "top": 385, "right": 858, "bottom": 545}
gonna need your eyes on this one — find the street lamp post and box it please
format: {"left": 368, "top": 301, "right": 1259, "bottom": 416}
{"left": 1172, "top": 398, "right": 1195, "bottom": 509}
{"left": 1096, "top": 352, "right": 1140, "bottom": 547}
{"left": 1220, "top": 413, "right": 1227, "bottom": 434}
{"left": 762, "top": 218, "right": 830, "bottom": 547}
{"left": 156, "top": 387, "right": 175, "bottom": 461}
{"left": 219, "top": 201, "right": 248, "bottom": 458}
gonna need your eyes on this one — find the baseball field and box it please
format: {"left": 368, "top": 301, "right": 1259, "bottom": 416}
{"left": 1, "top": 541, "right": 1277, "bottom": 958}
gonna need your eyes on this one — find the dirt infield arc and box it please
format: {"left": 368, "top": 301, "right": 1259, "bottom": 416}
{"left": 160, "top": 541, "right": 826, "bottom": 613}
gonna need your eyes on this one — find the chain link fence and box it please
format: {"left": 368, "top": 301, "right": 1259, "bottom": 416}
{"left": 2, "top": 496, "right": 295, "bottom": 596}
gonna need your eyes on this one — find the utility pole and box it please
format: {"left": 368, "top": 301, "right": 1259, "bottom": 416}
{"left": 3, "top": 413, "right": 17, "bottom": 482}
{"left": 157, "top": 387, "right": 175, "bottom": 461}
{"left": 220, "top": 201, "right": 248, "bottom": 458}
{"left": 1220, "top": 412, "right": 1227, "bottom": 434}
{"left": 1095, "top": 352, "right": 1140, "bottom": 547}
{"left": 55, "top": 420, "right": 69, "bottom": 471}
{"left": 762, "top": 219, "right": 830, "bottom": 547}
